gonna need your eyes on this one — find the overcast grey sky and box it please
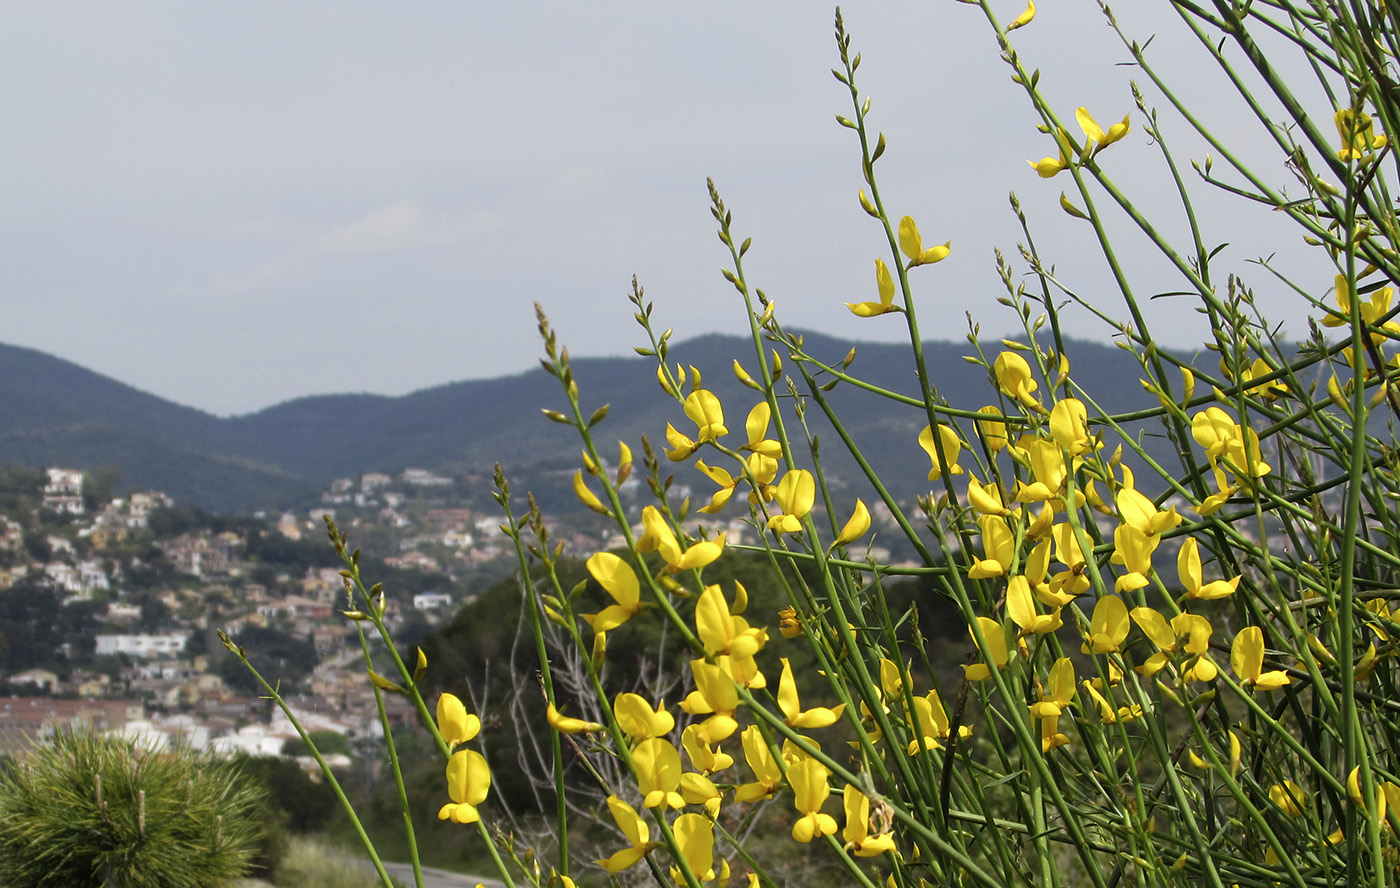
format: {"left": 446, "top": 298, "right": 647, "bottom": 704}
{"left": 0, "top": 3, "right": 1330, "bottom": 416}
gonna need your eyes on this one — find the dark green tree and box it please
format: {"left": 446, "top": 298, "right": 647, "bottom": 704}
{"left": 0, "top": 731, "right": 267, "bottom": 888}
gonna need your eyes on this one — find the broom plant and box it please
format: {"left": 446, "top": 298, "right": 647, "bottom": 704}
{"left": 234, "top": 2, "right": 1400, "bottom": 886}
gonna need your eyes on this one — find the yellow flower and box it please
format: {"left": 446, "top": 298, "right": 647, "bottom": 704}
{"left": 636, "top": 505, "right": 681, "bottom": 563}
{"left": 436, "top": 693, "right": 480, "bottom": 749}
{"left": 918, "top": 423, "right": 965, "bottom": 480}
{"left": 697, "top": 451, "right": 780, "bottom": 514}
{"left": 1038, "top": 710, "right": 1070, "bottom": 752}
{"left": 1324, "top": 274, "right": 1399, "bottom": 332}
{"left": 832, "top": 499, "right": 872, "bottom": 548}
{"left": 1184, "top": 653, "right": 1218, "bottom": 683}
{"left": 1082, "top": 680, "right": 1141, "bottom": 724}
{"left": 1007, "top": 574, "right": 1063, "bottom": 635}
{"left": 1270, "top": 780, "right": 1307, "bottom": 818}
{"left": 777, "top": 606, "right": 802, "bottom": 639}
{"left": 1172, "top": 611, "right": 1214, "bottom": 654}
{"left": 897, "top": 216, "right": 951, "bottom": 267}
{"left": 1030, "top": 657, "right": 1076, "bottom": 720}
{"left": 1110, "top": 523, "right": 1158, "bottom": 593}
{"left": 1028, "top": 139, "right": 1070, "bottom": 178}
{"left": 596, "top": 795, "right": 657, "bottom": 873}
{"left": 1192, "top": 484, "right": 1235, "bottom": 517}
{"left": 696, "top": 583, "right": 767, "bottom": 664}
{"left": 1076, "top": 106, "right": 1130, "bottom": 155}
{"left": 664, "top": 422, "right": 700, "bottom": 462}
{"left": 679, "top": 771, "right": 723, "bottom": 816}
{"left": 438, "top": 749, "right": 491, "bottom": 824}
{"left": 842, "top": 784, "right": 897, "bottom": 856}
{"left": 778, "top": 657, "right": 846, "bottom": 728}
{"left": 1385, "top": 783, "right": 1400, "bottom": 829}
{"left": 734, "top": 725, "right": 784, "bottom": 802}
{"left": 1049, "top": 398, "right": 1094, "bottom": 455}
{"left": 669, "top": 813, "right": 717, "bottom": 883}
{"left": 767, "top": 469, "right": 815, "bottom": 533}
{"left": 969, "top": 513, "right": 1015, "bottom": 578}
{"left": 615, "top": 440, "right": 633, "bottom": 483}
{"left": 582, "top": 552, "right": 642, "bottom": 632}
{"left": 740, "top": 401, "right": 784, "bottom": 458}
{"left": 878, "top": 658, "right": 906, "bottom": 698}
{"left": 905, "top": 687, "right": 972, "bottom": 754}
{"left": 572, "top": 470, "right": 610, "bottom": 514}
{"left": 1190, "top": 407, "right": 1236, "bottom": 461}
{"left": 1191, "top": 408, "right": 1271, "bottom": 481}
{"left": 635, "top": 505, "right": 724, "bottom": 572}
{"left": 1082, "top": 595, "right": 1130, "bottom": 654}
{"left": 964, "top": 616, "right": 1009, "bottom": 681}
{"left": 994, "top": 351, "right": 1040, "bottom": 407}
{"left": 1006, "top": 0, "right": 1035, "bottom": 31}
{"left": 1045, "top": 522, "right": 1091, "bottom": 600}
{"left": 1013, "top": 436, "right": 1068, "bottom": 502}
{"left": 1178, "top": 537, "right": 1240, "bottom": 600}
{"left": 846, "top": 258, "right": 902, "bottom": 317}
{"left": 1233, "top": 356, "right": 1289, "bottom": 401}
{"left": 1128, "top": 607, "right": 1175, "bottom": 675}
{"left": 683, "top": 389, "right": 728, "bottom": 442}
{"left": 614, "top": 693, "right": 675, "bottom": 743}
{"left": 680, "top": 659, "right": 740, "bottom": 742}
{"left": 789, "top": 758, "right": 838, "bottom": 842}
{"left": 1230, "top": 626, "right": 1291, "bottom": 690}
{"left": 975, "top": 406, "right": 1010, "bottom": 453}
{"left": 633, "top": 738, "right": 684, "bottom": 809}
{"left": 1348, "top": 766, "right": 1388, "bottom": 823}
{"left": 1115, "top": 465, "right": 1181, "bottom": 535}
{"left": 694, "top": 459, "right": 740, "bottom": 513}
{"left": 545, "top": 703, "right": 603, "bottom": 734}
{"left": 716, "top": 652, "right": 765, "bottom": 689}
{"left": 1336, "top": 107, "right": 1388, "bottom": 161}
{"left": 966, "top": 476, "right": 1009, "bottom": 516}
{"left": 681, "top": 724, "right": 734, "bottom": 775}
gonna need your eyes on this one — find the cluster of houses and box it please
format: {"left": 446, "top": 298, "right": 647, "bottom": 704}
{"left": 0, "top": 617, "right": 417, "bottom": 769}
{"left": 0, "top": 468, "right": 481, "bottom": 767}
{"left": 0, "top": 463, "right": 908, "bottom": 769}
{"left": 0, "top": 690, "right": 411, "bottom": 773}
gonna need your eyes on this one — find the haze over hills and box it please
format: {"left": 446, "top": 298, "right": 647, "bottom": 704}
{"left": 0, "top": 334, "right": 1175, "bottom": 512}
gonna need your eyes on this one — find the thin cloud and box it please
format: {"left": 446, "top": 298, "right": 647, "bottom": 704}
{"left": 207, "top": 254, "right": 309, "bottom": 294}
{"left": 208, "top": 199, "right": 501, "bottom": 293}
{"left": 314, "top": 200, "right": 495, "bottom": 255}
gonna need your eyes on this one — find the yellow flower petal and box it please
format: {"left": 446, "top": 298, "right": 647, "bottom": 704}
{"left": 436, "top": 693, "right": 480, "bottom": 747}
{"left": 1007, "top": 0, "right": 1035, "bottom": 31}
{"left": 833, "top": 499, "right": 871, "bottom": 547}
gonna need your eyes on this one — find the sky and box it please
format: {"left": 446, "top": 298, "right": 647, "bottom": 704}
{"left": 0, "top": 3, "right": 1335, "bottom": 416}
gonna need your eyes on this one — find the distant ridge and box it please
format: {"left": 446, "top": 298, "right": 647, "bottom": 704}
{"left": 0, "top": 334, "right": 1164, "bottom": 511}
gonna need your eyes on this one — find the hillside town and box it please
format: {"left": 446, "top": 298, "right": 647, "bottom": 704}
{"left": 0, "top": 458, "right": 926, "bottom": 769}
{"left": 0, "top": 465, "right": 578, "bottom": 766}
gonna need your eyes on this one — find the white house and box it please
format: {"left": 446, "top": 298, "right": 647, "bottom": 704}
{"left": 402, "top": 468, "right": 451, "bottom": 486}
{"left": 413, "top": 592, "right": 454, "bottom": 612}
{"left": 94, "top": 634, "right": 189, "bottom": 659}
{"left": 43, "top": 468, "right": 85, "bottom": 514}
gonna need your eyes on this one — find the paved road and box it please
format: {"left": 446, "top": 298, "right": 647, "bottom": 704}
{"left": 357, "top": 859, "right": 505, "bottom": 888}
{"left": 228, "top": 858, "right": 502, "bottom": 888}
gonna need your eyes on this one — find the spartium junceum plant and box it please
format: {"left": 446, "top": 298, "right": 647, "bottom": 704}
{"left": 234, "top": 2, "right": 1400, "bottom": 887}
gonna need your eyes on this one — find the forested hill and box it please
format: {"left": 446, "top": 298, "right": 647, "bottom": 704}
{"left": 0, "top": 333, "right": 1175, "bottom": 511}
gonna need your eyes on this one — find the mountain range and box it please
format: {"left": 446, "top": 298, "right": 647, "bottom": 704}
{"left": 0, "top": 332, "right": 1176, "bottom": 512}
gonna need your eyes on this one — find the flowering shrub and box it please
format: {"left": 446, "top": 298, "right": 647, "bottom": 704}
{"left": 232, "top": 2, "right": 1400, "bottom": 886}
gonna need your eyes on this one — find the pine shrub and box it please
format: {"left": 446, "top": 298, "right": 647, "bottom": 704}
{"left": 0, "top": 730, "right": 266, "bottom": 888}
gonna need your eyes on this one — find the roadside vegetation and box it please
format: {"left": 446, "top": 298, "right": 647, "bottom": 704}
{"left": 224, "top": 2, "right": 1400, "bottom": 887}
